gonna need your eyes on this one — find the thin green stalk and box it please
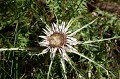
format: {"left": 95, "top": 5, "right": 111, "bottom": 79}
{"left": 67, "top": 58, "right": 85, "bottom": 79}
{"left": 0, "top": 48, "right": 26, "bottom": 51}
{"left": 72, "top": 50, "right": 109, "bottom": 76}
{"left": 3, "top": 51, "right": 6, "bottom": 79}
{"left": 69, "top": 18, "right": 98, "bottom": 36}
{"left": 60, "top": 57, "right": 67, "bottom": 79}
{"left": 12, "top": 21, "right": 18, "bottom": 79}
{"left": 16, "top": 57, "right": 18, "bottom": 79}
{"left": 47, "top": 59, "right": 53, "bottom": 79}
{"left": 78, "top": 36, "right": 120, "bottom": 44}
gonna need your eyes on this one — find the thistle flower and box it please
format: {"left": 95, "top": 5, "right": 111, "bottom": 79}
{"left": 38, "top": 18, "right": 96, "bottom": 59}
{"left": 39, "top": 21, "right": 78, "bottom": 61}
{"left": 34, "top": 18, "right": 109, "bottom": 79}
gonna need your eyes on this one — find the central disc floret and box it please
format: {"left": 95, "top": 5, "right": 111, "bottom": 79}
{"left": 48, "top": 32, "right": 66, "bottom": 47}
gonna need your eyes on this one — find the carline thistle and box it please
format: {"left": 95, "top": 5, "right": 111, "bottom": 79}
{"left": 37, "top": 18, "right": 106, "bottom": 79}
{"left": 39, "top": 21, "right": 78, "bottom": 61}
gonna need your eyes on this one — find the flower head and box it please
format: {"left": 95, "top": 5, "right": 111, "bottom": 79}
{"left": 39, "top": 21, "right": 78, "bottom": 61}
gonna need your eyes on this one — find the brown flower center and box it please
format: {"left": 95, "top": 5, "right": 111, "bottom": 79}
{"left": 48, "top": 32, "right": 66, "bottom": 47}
